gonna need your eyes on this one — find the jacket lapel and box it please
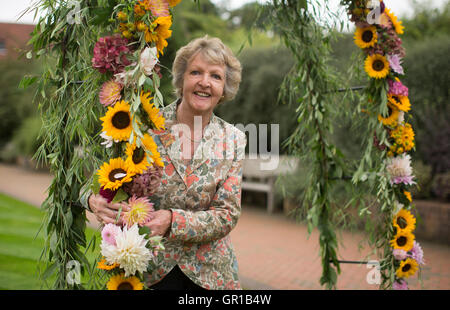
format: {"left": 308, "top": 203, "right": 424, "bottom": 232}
{"left": 155, "top": 101, "right": 190, "bottom": 186}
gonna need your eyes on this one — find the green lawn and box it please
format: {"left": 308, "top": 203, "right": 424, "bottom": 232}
{"left": 0, "top": 193, "right": 101, "bottom": 290}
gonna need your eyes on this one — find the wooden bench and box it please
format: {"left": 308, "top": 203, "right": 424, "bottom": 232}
{"left": 242, "top": 155, "right": 299, "bottom": 213}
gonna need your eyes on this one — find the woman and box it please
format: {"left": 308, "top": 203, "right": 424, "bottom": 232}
{"left": 88, "top": 36, "right": 246, "bottom": 290}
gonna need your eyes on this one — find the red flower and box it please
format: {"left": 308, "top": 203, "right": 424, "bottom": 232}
{"left": 92, "top": 34, "right": 133, "bottom": 74}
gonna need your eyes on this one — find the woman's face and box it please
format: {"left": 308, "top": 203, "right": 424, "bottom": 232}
{"left": 181, "top": 52, "right": 226, "bottom": 115}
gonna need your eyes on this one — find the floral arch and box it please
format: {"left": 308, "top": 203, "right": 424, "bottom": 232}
{"left": 22, "top": 0, "right": 422, "bottom": 290}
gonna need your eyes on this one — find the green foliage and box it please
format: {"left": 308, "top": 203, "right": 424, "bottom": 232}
{"left": 270, "top": 0, "right": 348, "bottom": 289}
{"left": 0, "top": 59, "right": 39, "bottom": 148}
{"left": 25, "top": 0, "right": 110, "bottom": 289}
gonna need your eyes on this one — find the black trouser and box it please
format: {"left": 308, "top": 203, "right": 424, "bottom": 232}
{"left": 149, "top": 265, "right": 206, "bottom": 290}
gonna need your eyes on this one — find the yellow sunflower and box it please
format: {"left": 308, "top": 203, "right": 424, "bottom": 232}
{"left": 141, "top": 133, "right": 164, "bottom": 167}
{"left": 384, "top": 8, "right": 404, "bottom": 35}
{"left": 106, "top": 273, "right": 144, "bottom": 290}
{"left": 354, "top": 26, "right": 378, "bottom": 49}
{"left": 125, "top": 141, "right": 151, "bottom": 174}
{"left": 97, "top": 157, "right": 134, "bottom": 191}
{"left": 100, "top": 100, "right": 133, "bottom": 142}
{"left": 390, "top": 230, "right": 415, "bottom": 252}
{"left": 396, "top": 258, "right": 419, "bottom": 279}
{"left": 145, "top": 16, "right": 172, "bottom": 56}
{"left": 97, "top": 258, "right": 119, "bottom": 271}
{"left": 364, "top": 54, "right": 390, "bottom": 79}
{"left": 393, "top": 209, "right": 416, "bottom": 233}
{"left": 378, "top": 102, "right": 400, "bottom": 127}
{"left": 388, "top": 94, "right": 410, "bottom": 112}
{"left": 140, "top": 91, "right": 166, "bottom": 131}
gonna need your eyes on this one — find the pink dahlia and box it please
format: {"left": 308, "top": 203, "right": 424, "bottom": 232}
{"left": 92, "top": 34, "right": 133, "bottom": 74}
{"left": 121, "top": 195, "right": 154, "bottom": 227}
{"left": 386, "top": 154, "right": 416, "bottom": 185}
{"left": 99, "top": 80, "right": 123, "bottom": 106}
{"left": 388, "top": 78, "right": 409, "bottom": 97}
{"left": 101, "top": 223, "right": 121, "bottom": 246}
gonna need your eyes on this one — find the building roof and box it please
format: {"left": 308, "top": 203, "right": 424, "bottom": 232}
{"left": 0, "top": 22, "right": 35, "bottom": 59}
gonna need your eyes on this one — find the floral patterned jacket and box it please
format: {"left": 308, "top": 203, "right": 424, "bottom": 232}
{"left": 146, "top": 101, "right": 246, "bottom": 290}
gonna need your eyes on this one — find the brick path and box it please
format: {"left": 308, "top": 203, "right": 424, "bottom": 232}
{"left": 1, "top": 163, "right": 449, "bottom": 290}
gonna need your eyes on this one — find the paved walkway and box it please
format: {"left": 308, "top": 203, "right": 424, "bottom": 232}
{"left": 0, "top": 163, "right": 449, "bottom": 290}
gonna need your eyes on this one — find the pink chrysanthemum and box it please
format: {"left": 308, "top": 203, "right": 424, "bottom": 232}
{"left": 393, "top": 249, "right": 408, "bottom": 260}
{"left": 409, "top": 241, "right": 425, "bottom": 265}
{"left": 386, "top": 154, "right": 416, "bottom": 185}
{"left": 101, "top": 223, "right": 121, "bottom": 246}
{"left": 92, "top": 34, "right": 133, "bottom": 74}
{"left": 392, "top": 279, "right": 408, "bottom": 290}
{"left": 388, "top": 78, "right": 409, "bottom": 97}
{"left": 387, "top": 54, "right": 404, "bottom": 75}
{"left": 99, "top": 80, "right": 123, "bottom": 107}
{"left": 142, "top": 0, "right": 170, "bottom": 17}
{"left": 122, "top": 195, "right": 154, "bottom": 227}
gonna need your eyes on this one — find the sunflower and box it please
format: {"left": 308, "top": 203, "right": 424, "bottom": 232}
{"left": 388, "top": 94, "right": 410, "bottom": 112}
{"left": 390, "top": 230, "right": 415, "bottom": 252}
{"left": 97, "top": 258, "right": 119, "bottom": 271}
{"left": 125, "top": 141, "right": 151, "bottom": 174}
{"left": 396, "top": 258, "right": 419, "bottom": 279}
{"left": 140, "top": 91, "right": 165, "bottom": 131}
{"left": 141, "top": 133, "right": 164, "bottom": 167}
{"left": 393, "top": 209, "right": 416, "bottom": 233}
{"left": 100, "top": 100, "right": 133, "bottom": 142}
{"left": 97, "top": 157, "right": 134, "bottom": 191}
{"left": 145, "top": 16, "right": 172, "bottom": 56}
{"left": 364, "top": 54, "right": 390, "bottom": 79}
{"left": 378, "top": 102, "right": 400, "bottom": 127}
{"left": 354, "top": 26, "right": 378, "bottom": 49}
{"left": 106, "top": 273, "right": 144, "bottom": 290}
{"left": 384, "top": 8, "right": 405, "bottom": 35}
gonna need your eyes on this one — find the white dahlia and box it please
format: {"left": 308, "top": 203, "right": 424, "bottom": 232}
{"left": 386, "top": 153, "right": 415, "bottom": 185}
{"left": 101, "top": 224, "right": 152, "bottom": 276}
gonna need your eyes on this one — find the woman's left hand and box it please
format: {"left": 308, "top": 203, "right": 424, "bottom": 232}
{"left": 144, "top": 210, "right": 172, "bottom": 237}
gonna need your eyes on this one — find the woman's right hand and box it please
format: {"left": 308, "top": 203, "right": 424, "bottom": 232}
{"left": 88, "top": 194, "right": 124, "bottom": 225}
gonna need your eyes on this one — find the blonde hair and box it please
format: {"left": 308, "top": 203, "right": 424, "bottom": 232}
{"left": 172, "top": 35, "right": 242, "bottom": 103}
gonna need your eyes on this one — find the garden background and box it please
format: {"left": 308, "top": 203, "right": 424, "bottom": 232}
{"left": 0, "top": 0, "right": 449, "bottom": 290}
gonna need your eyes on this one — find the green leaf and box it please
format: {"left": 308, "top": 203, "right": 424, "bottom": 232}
{"left": 111, "top": 188, "right": 128, "bottom": 203}
{"left": 91, "top": 173, "right": 100, "bottom": 194}
{"left": 19, "top": 76, "right": 38, "bottom": 89}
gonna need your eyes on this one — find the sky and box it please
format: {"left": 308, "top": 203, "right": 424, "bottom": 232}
{"left": 0, "top": 0, "right": 446, "bottom": 24}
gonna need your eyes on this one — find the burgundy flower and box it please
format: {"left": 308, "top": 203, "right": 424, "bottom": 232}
{"left": 92, "top": 34, "right": 133, "bottom": 74}
{"left": 99, "top": 186, "right": 117, "bottom": 203}
{"left": 123, "top": 165, "right": 163, "bottom": 198}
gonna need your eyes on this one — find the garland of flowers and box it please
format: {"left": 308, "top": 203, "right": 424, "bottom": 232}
{"left": 271, "top": 0, "right": 347, "bottom": 289}
{"left": 343, "top": 0, "right": 425, "bottom": 289}
{"left": 89, "top": 0, "right": 183, "bottom": 290}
